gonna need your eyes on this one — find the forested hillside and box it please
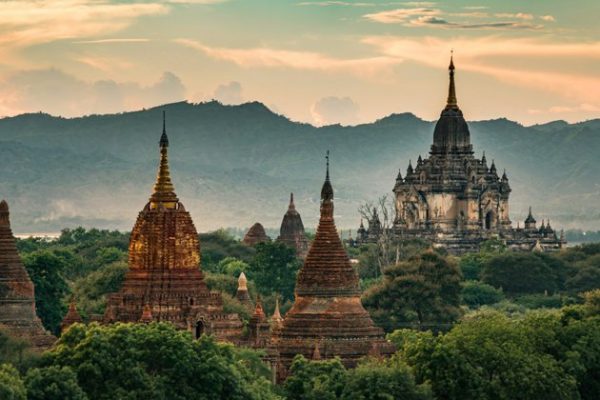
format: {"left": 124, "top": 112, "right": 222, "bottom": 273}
{"left": 1, "top": 101, "right": 598, "bottom": 233}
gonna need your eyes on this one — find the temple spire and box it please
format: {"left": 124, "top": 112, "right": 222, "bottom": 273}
{"left": 321, "top": 150, "right": 333, "bottom": 202}
{"left": 289, "top": 192, "right": 295, "bottom": 210}
{"left": 0, "top": 200, "right": 9, "bottom": 227}
{"left": 446, "top": 51, "right": 458, "bottom": 109}
{"left": 150, "top": 111, "right": 178, "bottom": 208}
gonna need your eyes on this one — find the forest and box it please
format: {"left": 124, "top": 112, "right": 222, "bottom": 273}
{"left": 1, "top": 227, "right": 599, "bottom": 399}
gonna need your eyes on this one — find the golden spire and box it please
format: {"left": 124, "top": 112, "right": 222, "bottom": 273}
{"left": 150, "top": 111, "right": 178, "bottom": 209}
{"left": 446, "top": 50, "right": 458, "bottom": 109}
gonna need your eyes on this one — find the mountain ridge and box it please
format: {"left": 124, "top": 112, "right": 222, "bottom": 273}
{"left": 1, "top": 101, "right": 598, "bottom": 234}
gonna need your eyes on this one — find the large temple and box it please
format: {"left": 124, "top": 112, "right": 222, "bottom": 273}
{"left": 356, "top": 56, "right": 565, "bottom": 254}
{"left": 273, "top": 154, "right": 394, "bottom": 381}
{"left": 0, "top": 200, "right": 55, "bottom": 349}
{"left": 103, "top": 114, "right": 243, "bottom": 341}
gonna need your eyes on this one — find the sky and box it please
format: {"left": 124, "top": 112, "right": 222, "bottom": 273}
{"left": 0, "top": 0, "right": 598, "bottom": 125}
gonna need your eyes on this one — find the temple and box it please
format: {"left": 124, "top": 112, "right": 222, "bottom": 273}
{"left": 243, "top": 222, "right": 270, "bottom": 246}
{"left": 103, "top": 113, "right": 243, "bottom": 341}
{"left": 355, "top": 56, "right": 565, "bottom": 254}
{"left": 274, "top": 153, "right": 394, "bottom": 381}
{"left": 277, "top": 193, "right": 310, "bottom": 258}
{"left": 0, "top": 200, "right": 55, "bottom": 349}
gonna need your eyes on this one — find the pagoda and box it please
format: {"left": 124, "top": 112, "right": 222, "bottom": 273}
{"left": 103, "top": 113, "right": 242, "bottom": 341}
{"left": 0, "top": 200, "right": 55, "bottom": 349}
{"left": 274, "top": 153, "right": 394, "bottom": 381}
{"left": 277, "top": 193, "right": 309, "bottom": 258}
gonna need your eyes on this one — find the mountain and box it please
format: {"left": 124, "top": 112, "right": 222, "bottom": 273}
{"left": 1, "top": 101, "right": 598, "bottom": 234}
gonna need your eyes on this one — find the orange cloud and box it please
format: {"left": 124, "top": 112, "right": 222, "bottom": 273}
{"left": 175, "top": 38, "right": 401, "bottom": 77}
{"left": 362, "top": 36, "right": 600, "bottom": 105}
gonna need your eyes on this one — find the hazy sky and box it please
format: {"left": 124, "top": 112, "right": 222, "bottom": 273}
{"left": 0, "top": 0, "right": 598, "bottom": 125}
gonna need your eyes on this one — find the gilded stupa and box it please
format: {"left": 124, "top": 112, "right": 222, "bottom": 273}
{"left": 103, "top": 113, "right": 242, "bottom": 341}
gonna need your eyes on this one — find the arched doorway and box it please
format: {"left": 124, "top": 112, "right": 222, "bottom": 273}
{"left": 485, "top": 211, "right": 494, "bottom": 230}
{"left": 195, "top": 321, "right": 205, "bottom": 339}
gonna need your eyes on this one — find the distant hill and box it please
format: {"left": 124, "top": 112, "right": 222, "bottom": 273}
{"left": 1, "top": 101, "right": 598, "bottom": 234}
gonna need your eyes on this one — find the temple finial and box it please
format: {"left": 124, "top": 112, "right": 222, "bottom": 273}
{"left": 446, "top": 51, "right": 458, "bottom": 108}
{"left": 160, "top": 111, "right": 169, "bottom": 148}
{"left": 325, "top": 150, "right": 330, "bottom": 182}
{"left": 289, "top": 192, "right": 295, "bottom": 209}
{"left": 150, "top": 112, "right": 178, "bottom": 208}
{"left": 321, "top": 150, "right": 333, "bottom": 202}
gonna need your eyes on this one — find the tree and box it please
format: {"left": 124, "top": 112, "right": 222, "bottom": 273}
{"left": 0, "top": 364, "right": 26, "bottom": 400}
{"left": 342, "top": 356, "right": 432, "bottom": 400}
{"left": 402, "top": 311, "right": 579, "bottom": 400}
{"left": 458, "top": 253, "right": 487, "bottom": 281}
{"left": 249, "top": 242, "right": 301, "bottom": 303}
{"left": 22, "top": 250, "right": 70, "bottom": 334}
{"left": 25, "top": 366, "right": 87, "bottom": 400}
{"left": 0, "top": 328, "right": 40, "bottom": 373}
{"left": 73, "top": 261, "right": 127, "bottom": 318}
{"left": 199, "top": 229, "right": 255, "bottom": 273}
{"left": 217, "top": 257, "right": 250, "bottom": 276}
{"left": 461, "top": 281, "right": 504, "bottom": 308}
{"left": 481, "top": 253, "right": 562, "bottom": 295}
{"left": 41, "top": 322, "right": 279, "bottom": 400}
{"left": 283, "top": 355, "right": 347, "bottom": 400}
{"left": 363, "top": 251, "right": 462, "bottom": 331}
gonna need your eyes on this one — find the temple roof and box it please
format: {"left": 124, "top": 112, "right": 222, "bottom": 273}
{"left": 431, "top": 54, "right": 472, "bottom": 155}
{"left": 243, "top": 222, "right": 270, "bottom": 246}
{"left": 61, "top": 297, "right": 83, "bottom": 332}
{"left": 525, "top": 207, "right": 536, "bottom": 224}
{"left": 279, "top": 193, "right": 306, "bottom": 240}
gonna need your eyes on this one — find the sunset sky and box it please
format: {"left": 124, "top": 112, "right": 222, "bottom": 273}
{"left": 0, "top": 0, "right": 598, "bottom": 125}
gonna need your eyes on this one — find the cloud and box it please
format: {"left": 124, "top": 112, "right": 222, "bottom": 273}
{"left": 0, "top": 1, "right": 167, "bottom": 50}
{"left": 364, "top": 8, "right": 440, "bottom": 23}
{"left": 297, "top": 1, "right": 375, "bottom": 6}
{"left": 74, "top": 38, "right": 150, "bottom": 44}
{"left": 213, "top": 81, "right": 244, "bottom": 105}
{"left": 495, "top": 13, "right": 534, "bottom": 20}
{"left": 528, "top": 104, "right": 600, "bottom": 115}
{"left": 311, "top": 96, "right": 360, "bottom": 126}
{"left": 365, "top": 7, "right": 544, "bottom": 30}
{"left": 0, "top": 69, "right": 186, "bottom": 117}
{"left": 175, "top": 38, "right": 400, "bottom": 76}
{"left": 362, "top": 36, "right": 600, "bottom": 105}
{"left": 540, "top": 15, "right": 556, "bottom": 22}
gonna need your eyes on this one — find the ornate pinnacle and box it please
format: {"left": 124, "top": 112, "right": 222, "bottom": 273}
{"left": 446, "top": 51, "right": 458, "bottom": 109}
{"left": 320, "top": 150, "right": 334, "bottom": 202}
{"left": 150, "top": 112, "right": 178, "bottom": 208}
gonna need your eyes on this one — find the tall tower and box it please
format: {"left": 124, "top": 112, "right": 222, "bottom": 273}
{"left": 104, "top": 112, "right": 242, "bottom": 341}
{"left": 275, "top": 153, "right": 394, "bottom": 380}
{"left": 0, "top": 200, "right": 55, "bottom": 349}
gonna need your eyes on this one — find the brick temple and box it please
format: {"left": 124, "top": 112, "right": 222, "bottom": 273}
{"left": 277, "top": 193, "right": 310, "bottom": 258}
{"left": 273, "top": 154, "right": 394, "bottom": 381}
{"left": 0, "top": 200, "right": 55, "bottom": 349}
{"left": 103, "top": 114, "right": 242, "bottom": 341}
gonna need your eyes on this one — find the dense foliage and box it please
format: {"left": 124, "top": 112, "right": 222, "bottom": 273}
{"left": 363, "top": 251, "right": 462, "bottom": 331}
{"left": 40, "top": 323, "right": 279, "bottom": 400}
{"left": 6, "top": 227, "right": 600, "bottom": 399}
